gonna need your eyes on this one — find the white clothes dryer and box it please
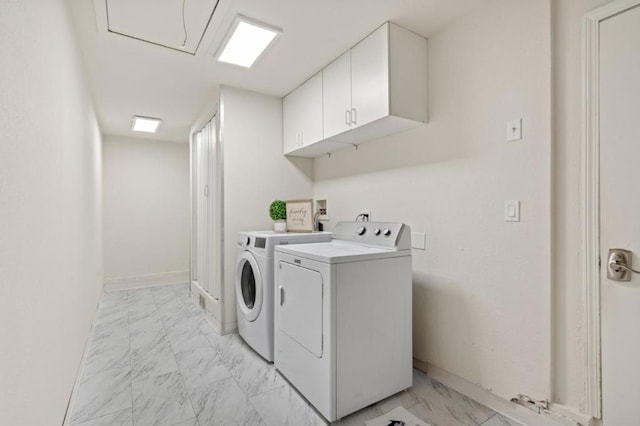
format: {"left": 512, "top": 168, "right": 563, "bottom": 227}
{"left": 274, "top": 222, "right": 413, "bottom": 421}
{"left": 236, "top": 231, "right": 331, "bottom": 362}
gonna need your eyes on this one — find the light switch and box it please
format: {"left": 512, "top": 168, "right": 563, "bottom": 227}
{"left": 411, "top": 232, "right": 426, "bottom": 250}
{"left": 507, "top": 118, "right": 522, "bottom": 142}
{"left": 505, "top": 200, "right": 520, "bottom": 222}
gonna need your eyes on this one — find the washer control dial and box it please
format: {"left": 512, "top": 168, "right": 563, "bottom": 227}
{"left": 356, "top": 226, "right": 366, "bottom": 236}
{"left": 373, "top": 228, "right": 381, "bottom": 236}
{"left": 382, "top": 228, "right": 391, "bottom": 236}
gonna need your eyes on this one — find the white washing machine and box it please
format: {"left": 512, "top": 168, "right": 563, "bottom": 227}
{"left": 274, "top": 221, "right": 413, "bottom": 421}
{"left": 236, "top": 231, "right": 331, "bottom": 362}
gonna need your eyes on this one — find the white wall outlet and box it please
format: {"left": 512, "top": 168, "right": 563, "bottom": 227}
{"left": 507, "top": 118, "right": 522, "bottom": 142}
{"left": 411, "top": 232, "right": 426, "bottom": 250}
{"left": 505, "top": 200, "right": 520, "bottom": 222}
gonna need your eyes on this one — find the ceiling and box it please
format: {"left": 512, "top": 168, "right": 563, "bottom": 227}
{"left": 66, "top": 0, "right": 483, "bottom": 143}
{"left": 105, "top": 0, "right": 220, "bottom": 55}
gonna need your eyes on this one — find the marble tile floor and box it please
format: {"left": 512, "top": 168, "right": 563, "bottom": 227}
{"left": 68, "top": 283, "right": 522, "bottom": 426}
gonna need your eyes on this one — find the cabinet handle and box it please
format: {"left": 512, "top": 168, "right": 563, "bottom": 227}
{"left": 351, "top": 108, "right": 357, "bottom": 125}
{"left": 280, "top": 286, "right": 285, "bottom": 306}
{"left": 345, "top": 110, "right": 351, "bottom": 126}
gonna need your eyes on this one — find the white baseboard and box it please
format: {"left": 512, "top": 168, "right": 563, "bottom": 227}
{"left": 63, "top": 295, "right": 102, "bottom": 425}
{"left": 222, "top": 320, "right": 238, "bottom": 334}
{"left": 548, "top": 403, "right": 598, "bottom": 426}
{"left": 413, "top": 357, "right": 428, "bottom": 373}
{"left": 104, "top": 271, "right": 189, "bottom": 291}
{"left": 190, "top": 281, "right": 240, "bottom": 335}
{"left": 426, "top": 363, "right": 593, "bottom": 426}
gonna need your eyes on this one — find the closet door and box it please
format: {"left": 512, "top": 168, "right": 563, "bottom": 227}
{"left": 190, "top": 133, "right": 198, "bottom": 283}
{"left": 195, "top": 130, "right": 210, "bottom": 293}
{"left": 191, "top": 118, "right": 222, "bottom": 300}
{"left": 207, "top": 119, "right": 222, "bottom": 300}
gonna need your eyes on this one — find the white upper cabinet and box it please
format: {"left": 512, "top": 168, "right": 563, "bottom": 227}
{"left": 283, "top": 72, "right": 323, "bottom": 155}
{"left": 284, "top": 22, "right": 427, "bottom": 157}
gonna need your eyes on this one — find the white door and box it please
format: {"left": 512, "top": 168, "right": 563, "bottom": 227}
{"left": 283, "top": 72, "right": 323, "bottom": 154}
{"left": 191, "top": 118, "right": 222, "bottom": 299}
{"left": 298, "top": 72, "right": 324, "bottom": 147}
{"left": 190, "top": 133, "right": 199, "bottom": 282}
{"left": 235, "top": 252, "right": 263, "bottom": 322}
{"left": 208, "top": 119, "right": 222, "bottom": 300}
{"left": 277, "top": 261, "right": 323, "bottom": 357}
{"left": 599, "top": 4, "right": 640, "bottom": 424}
{"left": 283, "top": 86, "right": 302, "bottom": 154}
{"left": 195, "top": 130, "right": 210, "bottom": 292}
{"left": 322, "top": 51, "right": 352, "bottom": 138}
{"left": 350, "top": 23, "right": 389, "bottom": 129}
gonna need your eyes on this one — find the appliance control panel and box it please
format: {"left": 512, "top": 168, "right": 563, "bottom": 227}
{"left": 332, "top": 222, "right": 411, "bottom": 250}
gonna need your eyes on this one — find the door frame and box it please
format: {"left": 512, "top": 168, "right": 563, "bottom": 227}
{"left": 582, "top": 0, "right": 640, "bottom": 418}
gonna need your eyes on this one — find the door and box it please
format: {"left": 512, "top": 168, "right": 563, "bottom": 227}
{"left": 323, "top": 51, "right": 352, "bottom": 138}
{"left": 350, "top": 23, "right": 389, "bottom": 129}
{"left": 190, "top": 118, "right": 222, "bottom": 299}
{"left": 235, "top": 252, "right": 263, "bottom": 321}
{"left": 298, "top": 72, "right": 323, "bottom": 148}
{"left": 283, "top": 85, "right": 302, "bottom": 154}
{"left": 277, "top": 261, "right": 323, "bottom": 357}
{"left": 283, "top": 72, "right": 323, "bottom": 154}
{"left": 194, "top": 130, "right": 210, "bottom": 292}
{"left": 190, "top": 133, "right": 199, "bottom": 283}
{"left": 599, "top": 4, "right": 640, "bottom": 424}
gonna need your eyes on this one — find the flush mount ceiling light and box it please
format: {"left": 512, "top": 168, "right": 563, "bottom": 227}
{"left": 215, "top": 15, "right": 281, "bottom": 68}
{"left": 131, "top": 116, "right": 162, "bottom": 133}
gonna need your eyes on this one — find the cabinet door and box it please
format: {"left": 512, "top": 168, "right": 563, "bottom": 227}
{"left": 323, "top": 51, "right": 352, "bottom": 138}
{"left": 298, "top": 72, "right": 323, "bottom": 147}
{"left": 283, "top": 87, "right": 302, "bottom": 154}
{"left": 351, "top": 23, "right": 389, "bottom": 128}
{"left": 283, "top": 72, "right": 323, "bottom": 154}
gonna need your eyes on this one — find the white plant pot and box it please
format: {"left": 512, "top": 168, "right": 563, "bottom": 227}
{"left": 274, "top": 221, "right": 287, "bottom": 233}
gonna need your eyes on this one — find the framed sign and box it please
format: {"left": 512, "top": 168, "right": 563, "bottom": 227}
{"left": 286, "top": 199, "right": 313, "bottom": 233}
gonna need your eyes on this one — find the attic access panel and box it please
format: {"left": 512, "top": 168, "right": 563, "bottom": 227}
{"left": 105, "top": 0, "right": 220, "bottom": 55}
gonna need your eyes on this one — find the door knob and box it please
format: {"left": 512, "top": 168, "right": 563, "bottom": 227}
{"left": 607, "top": 248, "right": 640, "bottom": 282}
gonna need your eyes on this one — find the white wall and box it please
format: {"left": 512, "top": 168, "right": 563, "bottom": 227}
{"left": 103, "top": 135, "right": 189, "bottom": 289}
{"left": 220, "top": 86, "right": 314, "bottom": 330}
{"left": 0, "top": 1, "right": 103, "bottom": 425}
{"left": 314, "top": 0, "right": 551, "bottom": 402}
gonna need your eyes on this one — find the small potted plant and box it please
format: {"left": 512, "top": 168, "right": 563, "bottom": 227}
{"left": 269, "top": 200, "right": 287, "bottom": 232}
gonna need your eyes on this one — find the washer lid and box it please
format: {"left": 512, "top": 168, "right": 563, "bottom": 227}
{"left": 275, "top": 241, "right": 410, "bottom": 264}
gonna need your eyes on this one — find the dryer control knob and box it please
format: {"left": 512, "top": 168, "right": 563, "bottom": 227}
{"left": 373, "top": 228, "right": 381, "bottom": 236}
{"left": 382, "top": 228, "right": 391, "bottom": 236}
{"left": 245, "top": 236, "right": 251, "bottom": 245}
{"left": 356, "top": 226, "right": 366, "bottom": 236}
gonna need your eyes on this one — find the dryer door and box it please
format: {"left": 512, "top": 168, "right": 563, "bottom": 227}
{"left": 278, "top": 261, "right": 323, "bottom": 357}
{"left": 236, "top": 251, "right": 263, "bottom": 322}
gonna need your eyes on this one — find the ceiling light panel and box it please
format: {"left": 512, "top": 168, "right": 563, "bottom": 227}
{"left": 216, "top": 15, "right": 281, "bottom": 68}
{"left": 132, "top": 116, "right": 162, "bottom": 133}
